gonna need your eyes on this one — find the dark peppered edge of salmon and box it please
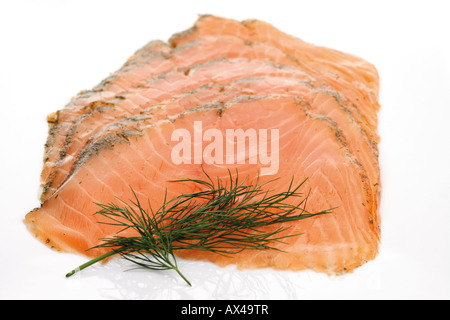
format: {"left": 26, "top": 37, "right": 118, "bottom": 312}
{"left": 304, "top": 108, "right": 379, "bottom": 227}
{"left": 41, "top": 99, "right": 122, "bottom": 198}
{"left": 56, "top": 101, "right": 116, "bottom": 161}
{"left": 41, "top": 37, "right": 216, "bottom": 171}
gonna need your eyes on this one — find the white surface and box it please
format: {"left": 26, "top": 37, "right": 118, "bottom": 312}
{"left": 1, "top": 0, "right": 449, "bottom": 300}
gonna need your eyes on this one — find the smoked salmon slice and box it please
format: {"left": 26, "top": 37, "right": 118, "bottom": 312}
{"left": 25, "top": 15, "right": 381, "bottom": 275}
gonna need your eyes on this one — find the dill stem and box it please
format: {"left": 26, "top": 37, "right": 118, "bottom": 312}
{"left": 65, "top": 250, "right": 120, "bottom": 278}
{"left": 173, "top": 266, "right": 192, "bottom": 286}
{"left": 66, "top": 249, "right": 192, "bottom": 286}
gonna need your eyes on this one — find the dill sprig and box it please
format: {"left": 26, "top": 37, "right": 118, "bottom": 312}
{"left": 66, "top": 170, "right": 332, "bottom": 285}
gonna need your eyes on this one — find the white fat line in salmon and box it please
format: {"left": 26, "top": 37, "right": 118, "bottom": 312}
{"left": 171, "top": 121, "right": 279, "bottom": 175}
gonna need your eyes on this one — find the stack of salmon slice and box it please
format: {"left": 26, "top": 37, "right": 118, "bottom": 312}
{"left": 25, "top": 15, "right": 381, "bottom": 275}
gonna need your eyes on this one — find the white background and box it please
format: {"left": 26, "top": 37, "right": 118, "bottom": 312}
{"left": 1, "top": 0, "right": 449, "bottom": 300}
